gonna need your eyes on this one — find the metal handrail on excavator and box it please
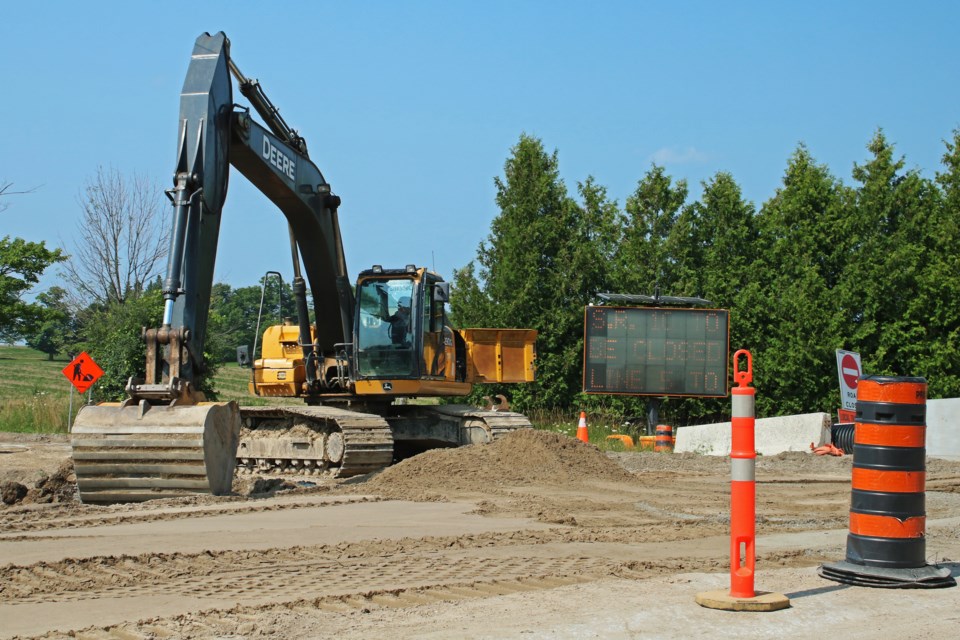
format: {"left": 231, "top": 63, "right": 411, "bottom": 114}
{"left": 250, "top": 271, "right": 284, "bottom": 396}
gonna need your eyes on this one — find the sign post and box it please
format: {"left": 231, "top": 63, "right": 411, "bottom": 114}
{"left": 62, "top": 352, "right": 104, "bottom": 431}
{"left": 835, "top": 350, "right": 861, "bottom": 422}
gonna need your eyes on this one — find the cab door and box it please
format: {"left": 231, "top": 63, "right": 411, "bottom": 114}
{"left": 420, "top": 276, "right": 451, "bottom": 379}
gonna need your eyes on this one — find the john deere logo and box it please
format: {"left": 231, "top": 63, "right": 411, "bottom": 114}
{"left": 262, "top": 137, "right": 296, "bottom": 180}
{"left": 382, "top": 382, "right": 393, "bottom": 391}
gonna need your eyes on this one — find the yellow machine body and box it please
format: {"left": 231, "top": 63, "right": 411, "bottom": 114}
{"left": 250, "top": 283, "right": 538, "bottom": 400}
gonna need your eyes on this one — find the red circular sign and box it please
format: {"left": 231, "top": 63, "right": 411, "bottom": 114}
{"left": 841, "top": 354, "right": 860, "bottom": 389}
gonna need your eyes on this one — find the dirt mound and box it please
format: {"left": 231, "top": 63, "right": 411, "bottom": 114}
{"left": 1, "top": 481, "right": 28, "bottom": 505}
{"left": 362, "top": 429, "right": 636, "bottom": 500}
{"left": 2, "top": 459, "right": 77, "bottom": 506}
{"left": 31, "top": 459, "right": 77, "bottom": 504}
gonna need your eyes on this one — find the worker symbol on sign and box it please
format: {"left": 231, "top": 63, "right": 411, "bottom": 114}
{"left": 73, "top": 359, "right": 92, "bottom": 382}
{"left": 62, "top": 352, "right": 105, "bottom": 394}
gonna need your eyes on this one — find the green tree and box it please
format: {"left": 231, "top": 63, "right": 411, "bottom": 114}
{"left": 751, "top": 145, "right": 851, "bottom": 415}
{"left": 23, "top": 286, "right": 76, "bottom": 360}
{"left": 666, "top": 173, "right": 759, "bottom": 423}
{"left": 838, "top": 131, "right": 937, "bottom": 381}
{"left": 0, "top": 236, "right": 66, "bottom": 342}
{"left": 449, "top": 262, "right": 489, "bottom": 329}
{"left": 675, "top": 172, "right": 758, "bottom": 307}
{"left": 75, "top": 284, "right": 223, "bottom": 401}
{"left": 614, "top": 165, "right": 687, "bottom": 295}
{"left": 75, "top": 288, "right": 164, "bottom": 400}
{"left": 910, "top": 129, "right": 960, "bottom": 397}
{"left": 452, "top": 134, "right": 617, "bottom": 409}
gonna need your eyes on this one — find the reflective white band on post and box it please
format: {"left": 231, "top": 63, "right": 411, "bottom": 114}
{"left": 731, "top": 457, "right": 756, "bottom": 482}
{"left": 732, "top": 394, "right": 754, "bottom": 419}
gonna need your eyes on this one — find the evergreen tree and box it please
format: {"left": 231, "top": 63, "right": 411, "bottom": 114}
{"left": 752, "top": 145, "right": 850, "bottom": 415}
{"left": 449, "top": 262, "right": 490, "bottom": 329}
{"left": 913, "top": 129, "right": 960, "bottom": 397}
{"left": 451, "top": 135, "right": 616, "bottom": 409}
{"left": 839, "top": 131, "right": 937, "bottom": 381}
{"left": 454, "top": 129, "right": 960, "bottom": 419}
{"left": 614, "top": 165, "right": 687, "bottom": 296}
{"left": 667, "top": 173, "right": 758, "bottom": 422}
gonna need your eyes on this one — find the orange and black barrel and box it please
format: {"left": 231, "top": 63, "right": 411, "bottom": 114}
{"left": 849, "top": 376, "right": 926, "bottom": 568}
{"left": 819, "top": 375, "right": 956, "bottom": 588}
{"left": 654, "top": 425, "right": 674, "bottom": 453}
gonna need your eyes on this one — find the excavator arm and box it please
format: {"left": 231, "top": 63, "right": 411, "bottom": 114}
{"left": 142, "top": 31, "right": 353, "bottom": 401}
{"left": 71, "top": 32, "right": 358, "bottom": 502}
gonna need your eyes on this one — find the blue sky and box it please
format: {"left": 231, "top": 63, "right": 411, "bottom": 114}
{"left": 2, "top": 1, "right": 958, "bottom": 298}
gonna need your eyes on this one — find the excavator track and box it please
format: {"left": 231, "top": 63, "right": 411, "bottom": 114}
{"left": 235, "top": 404, "right": 528, "bottom": 480}
{"left": 236, "top": 406, "right": 394, "bottom": 478}
{"left": 429, "top": 405, "right": 533, "bottom": 443}
{"left": 391, "top": 404, "right": 533, "bottom": 447}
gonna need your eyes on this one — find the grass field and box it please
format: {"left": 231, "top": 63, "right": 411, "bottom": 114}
{"left": 0, "top": 346, "right": 78, "bottom": 433}
{"left": 0, "top": 346, "right": 633, "bottom": 448}
{"left": 0, "top": 346, "right": 291, "bottom": 433}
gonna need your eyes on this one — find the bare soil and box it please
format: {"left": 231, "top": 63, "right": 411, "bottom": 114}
{"left": 1, "top": 430, "right": 958, "bottom": 639}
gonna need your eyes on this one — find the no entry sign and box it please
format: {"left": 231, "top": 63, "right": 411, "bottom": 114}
{"left": 835, "top": 350, "right": 862, "bottom": 411}
{"left": 62, "top": 352, "right": 104, "bottom": 394}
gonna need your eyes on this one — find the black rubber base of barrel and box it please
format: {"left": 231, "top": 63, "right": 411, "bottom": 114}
{"left": 818, "top": 561, "right": 956, "bottom": 589}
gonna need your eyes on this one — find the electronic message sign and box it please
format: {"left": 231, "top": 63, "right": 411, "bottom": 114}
{"left": 583, "top": 306, "right": 730, "bottom": 397}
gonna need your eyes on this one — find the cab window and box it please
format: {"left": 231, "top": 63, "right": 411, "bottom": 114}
{"left": 355, "top": 278, "right": 417, "bottom": 377}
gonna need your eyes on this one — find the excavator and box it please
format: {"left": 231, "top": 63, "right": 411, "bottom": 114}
{"left": 70, "top": 32, "right": 537, "bottom": 503}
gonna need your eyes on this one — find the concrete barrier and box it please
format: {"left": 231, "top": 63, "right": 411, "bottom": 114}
{"left": 669, "top": 398, "right": 958, "bottom": 459}
{"left": 927, "top": 398, "right": 960, "bottom": 461}
{"left": 674, "top": 413, "right": 831, "bottom": 456}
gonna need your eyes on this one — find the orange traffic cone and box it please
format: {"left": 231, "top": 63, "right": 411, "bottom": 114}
{"left": 576, "top": 411, "right": 589, "bottom": 443}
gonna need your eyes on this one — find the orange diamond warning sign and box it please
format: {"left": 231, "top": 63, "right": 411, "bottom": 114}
{"left": 62, "top": 351, "right": 104, "bottom": 393}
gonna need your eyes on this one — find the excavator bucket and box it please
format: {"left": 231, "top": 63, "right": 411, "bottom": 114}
{"left": 70, "top": 401, "right": 240, "bottom": 503}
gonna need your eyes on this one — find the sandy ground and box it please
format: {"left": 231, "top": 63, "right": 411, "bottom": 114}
{"left": 0, "top": 429, "right": 958, "bottom": 639}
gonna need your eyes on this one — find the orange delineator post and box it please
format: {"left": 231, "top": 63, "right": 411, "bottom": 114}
{"left": 695, "top": 348, "right": 789, "bottom": 612}
{"left": 576, "top": 411, "right": 589, "bottom": 443}
{"left": 729, "top": 349, "right": 756, "bottom": 599}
